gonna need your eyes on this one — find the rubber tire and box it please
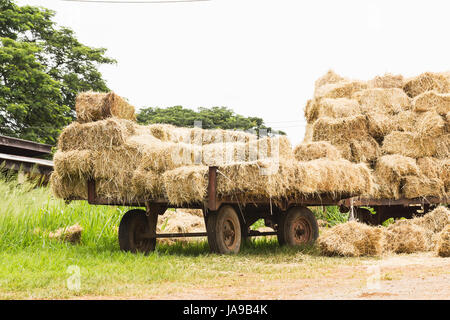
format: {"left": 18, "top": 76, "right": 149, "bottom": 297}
{"left": 118, "top": 209, "right": 156, "bottom": 254}
{"left": 277, "top": 207, "right": 319, "bottom": 246}
{"left": 206, "top": 205, "right": 242, "bottom": 254}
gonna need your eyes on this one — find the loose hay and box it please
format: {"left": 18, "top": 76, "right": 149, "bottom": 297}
{"left": 318, "top": 221, "right": 383, "bottom": 257}
{"left": 49, "top": 224, "right": 83, "bottom": 244}
{"left": 436, "top": 225, "right": 450, "bottom": 257}
{"left": 384, "top": 221, "right": 428, "bottom": 253}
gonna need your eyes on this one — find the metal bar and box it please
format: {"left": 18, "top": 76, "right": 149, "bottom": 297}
{"left": 247, "top": 230, "right": 277, "bottom": 237}
{"left": 340, "top": 197, "right": 449, "bottom": 207}
{"left": 0, "top": 135, "right": 52, "bottom": 157}
{"left": 87, "top": 179, "right": 97, "bottom": 204}
{"left": 208, "top": 166, "right": 218, "bottom": 211}
{"left": 155, "top": 232, "right": 207, "bottom": 238}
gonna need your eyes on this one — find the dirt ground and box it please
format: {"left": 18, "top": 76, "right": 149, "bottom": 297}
{"left": 76, "top": 253, "right": 449, "bottom": 300}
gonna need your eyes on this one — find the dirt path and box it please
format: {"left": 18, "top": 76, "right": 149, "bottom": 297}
{"left": 77, "top": 253, "right": 450, "bottom": 300}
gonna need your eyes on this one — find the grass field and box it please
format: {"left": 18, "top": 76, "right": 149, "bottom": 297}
{"left": 0, "top": 176, "right": 374, "bottom": 299}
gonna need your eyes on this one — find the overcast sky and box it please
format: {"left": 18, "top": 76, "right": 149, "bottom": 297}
{"left": 17, "top": 0, "right": 450, "bottom": 144}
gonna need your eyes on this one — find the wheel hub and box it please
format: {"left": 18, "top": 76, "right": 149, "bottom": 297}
{"left": 292, "top": 218, "right": 311, "bottom": 244}
{"left": 223, "top": 219, "right": 236, "bottom": 248}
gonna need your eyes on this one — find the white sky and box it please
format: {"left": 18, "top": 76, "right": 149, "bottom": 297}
{"left": 16, "top": 0, "right": 450, "bottom": 144}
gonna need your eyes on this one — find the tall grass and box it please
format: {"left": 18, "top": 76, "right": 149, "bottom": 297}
{"left": 0, "top": 176, "right": 128, "bottom": 251}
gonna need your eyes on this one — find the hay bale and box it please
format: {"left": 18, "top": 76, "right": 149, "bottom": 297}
{"left": 403, "top": 72, "right": 450, "bottom": 98}
{"left": 76, "top": 91, "right": 136, "bottom": 123}
{"left": 436, "top": 225, "right": 450, "bottom": 257}
{"left": 412, "top": 91, "right": 450, "bottom": 115}
{"left": 371, "top": 155, "right": 419, "bottom": 199}
{"left": 57, "top": 118, "right": 137, "bottom": 151}
{"left": 294, "top": 141, "right": 342, "bottom": 161}
{"left": 318, "top": 221, "right": 383, "bottom": 257}
{"left": 368, "top": 73, "right": 404, "bottom": 89}
{"left": 314, "top": 70, "right": 346, "bottom": 89}
{"left": 382, "top": 131, "right": 436, "bottom": 158}
{"left": 53, "top": 150, "right": 93, "bottom": 178}
{"left": 413, "top": 206, "right": 450, "bottom": 234}
{"left": 304, "top": 98, "right": 361, "bottom": 123}
{"left": 348, "top": 137, "right": 381, "bottom": 163}
{"left": 161, "top": 159, "right": 374, "bottom": 205}
{"left": 401, "top": 176, "right": 445, "bottom": 199}
{"left": 314, "top": 80, "right": 367, "bottom": 100}
{"left": 50, "top": 172, "right": 87, "bottom": 200}
{"left": 384, "top": 221, "right": 428, "bottom": 253}
{"left": 163, "top": 165, "right": 208, "bottom": 206}
{"left": 303, "top": 123, "right": 314, "bottom": 142}
{"left": 384, "top": 206, "right": 450, "bottom": 253}
{"left": 352, "top": 88, "right": 410, "bottom": 115}
{"left": 416, "top": 112, "right": 446, "bottom": 138}
{"left": 416, "top": 157, "right": 442, "bottom": 179}
{"left": 375, "top": 155, "right": 419, "bottom": 182}
{"left": 312, "top": 115, "right": 368, "bottom": 144}
{"left": 366, "top": 113, "right": 398, "bottom": 139}
{"left": 435, "top": 134, "right": 450, "bottom": 159}
{"left": 49, "top": 224, "right": 83, "bottom": 244}
{"left": 393, "top": 110, "right": 417, "bottom": 132}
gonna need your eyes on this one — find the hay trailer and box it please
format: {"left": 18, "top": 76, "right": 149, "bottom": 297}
{"left": 83, "top": 166, "right": 349, "bottom": 254}
{"left": 338, "top": 197, "right": 450, "bottom": 226}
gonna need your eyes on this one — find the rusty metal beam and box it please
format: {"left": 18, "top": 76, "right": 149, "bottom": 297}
{"left": 208, "top": 166, "right": 218, "bottom": 211}
{"left": 0, "top": 135, "right": 52, "bottom": 157}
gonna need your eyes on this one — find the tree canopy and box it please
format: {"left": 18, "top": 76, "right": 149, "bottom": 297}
{"left": 0, "top": 0, "right": 115, "bottom": 144}
{"left": 137, "top": 106, "right": 285, "bottom": 136}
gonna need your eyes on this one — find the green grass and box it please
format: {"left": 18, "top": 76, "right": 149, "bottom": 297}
{"left": 0, "top": 176, "right": 369, "bottom": 299}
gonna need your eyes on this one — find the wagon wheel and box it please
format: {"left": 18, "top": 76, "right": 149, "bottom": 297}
{"left": 118, "top": 209, "right": 156, "bottom": 254}
{"left": 206, "top": 205, "right": 242, "bottom": 254}
{"left": 277, "top": 206, "right": 319, "bottom": 246}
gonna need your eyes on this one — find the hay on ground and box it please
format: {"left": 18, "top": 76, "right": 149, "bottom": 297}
{"left": 384, "top": 221, "right": 428, "bottom": 253}
{"left": 294, "top": 141, "right": 342, "bottom": 161}
{"left": 49, "top": 224, "right": 83, "bottom": 244}
{"left": 76, "top": 91, "right": 136, "bottom": 123}
{"left": 318, "top": 221, "right": 383, "bottom": 257}
{"left": 436, "top": 225, "right": 450, "bottom": 257}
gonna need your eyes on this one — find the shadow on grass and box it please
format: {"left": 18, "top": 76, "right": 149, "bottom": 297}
{"left": 152, "top": 237, "right": 321, "bottom": 258}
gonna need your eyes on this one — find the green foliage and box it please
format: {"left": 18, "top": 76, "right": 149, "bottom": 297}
{"left": 137, "top": 105, "right": 286, "bottom": 135}
{"left": 313, "top": 206, "right": 349, "bottom": 226}
{"left": 0, "top": 0, "right": 115, "bottom": 144}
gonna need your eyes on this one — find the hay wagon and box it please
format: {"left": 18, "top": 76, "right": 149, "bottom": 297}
{"left": 79, "top": 166, "right": 449, "bottom": 255}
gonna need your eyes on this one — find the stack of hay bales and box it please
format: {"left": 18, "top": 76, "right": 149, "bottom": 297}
{"left": 51, "top": 91, "right": 373, "bottom": 205}
{"left": 318, "top": 206, "right": 450, "bottom": 257}
{"left": 298, "top": 70, "right": 450, "bottom": 199}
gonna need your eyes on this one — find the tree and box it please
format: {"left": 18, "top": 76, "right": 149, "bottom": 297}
{"left": 0, "top": 0, "right": 115, "bottom": 144}
{"left": 137, "top": 105, "right": 286, "bottom": 135}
